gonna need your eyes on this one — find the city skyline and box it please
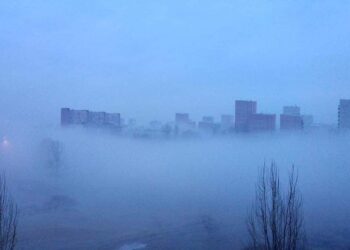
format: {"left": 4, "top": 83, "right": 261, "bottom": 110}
{"left": 61, "top": 99, "right": 350, "bottom": 131}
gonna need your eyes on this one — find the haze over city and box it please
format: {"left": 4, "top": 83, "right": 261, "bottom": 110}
{"left": 1, "top": 1, "right": 350, "bottom": 250}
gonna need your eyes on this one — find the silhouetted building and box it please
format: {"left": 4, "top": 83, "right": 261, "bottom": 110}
{"left": 198, "top": 122, "right": 214, "bottom": 130}
{"left": 248, "top": 114, "right": 276, "bottom": 132}
{"left": 174, "top": 113, "right": 195, "bottom": 134}
{"left": 61, "top": 108, "right": 71, "bottom": 125}
{"left": 175, "top": 113, "right": 190, "bottom": 124}
{"left": 280, "top": 106, "right": 303, "bottom": 130}
{"left": 61, "top": 108, "right": 89, "bottom": 125}
{"left": 73, "top": 110, "right": 89, "bottom": 124}
{"left": 235, "top": 100, "right": 257, "bottom": 132}
{"left": 89, "top": 111, "right": 106, "bottom": 125}
{"left": 202, "top": 116, "right": 214, "bottom": 123}
{"left": 105, "top": 113, "right": 121, "bottom": 126}
{"left": 198, "top": 116, "right": 215, "bottom": 132}
{"left": 60, "top": 108, "right": 121, "bottom": 127}
{"left": 338, "top": 99, "right": 350, "bottom": 129}
{"left": 280, "top": 115, "right": 303, "bottom": 130}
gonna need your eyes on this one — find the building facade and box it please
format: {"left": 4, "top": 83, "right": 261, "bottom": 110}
{"left": 248, "top": 114, "right": 276, "bottom": 132}
{"left": 60, "top": 108, "right": 121, "bottom": 127}
{"left": 235, "top": 100, "right": 257, "bottom": 132}
{"left": 175, "top": 113, "right": 190, "bottom": 124}
{"left": 338, "top": 99, "right": 350, "bottom": 129}
{"left": 61, "top": 108, "right": 71, "bottom": 125}
{"left": 280, "top": 114, "right": 303, "bottom": 130}
{"left": 280, "top": 106, "right": 303, "bottom": 130}
{"left": 174, "top": 113, "right": 195, "bottom": 134}
{"left": 198, "top": 116, "right": 215, "bottom": 132}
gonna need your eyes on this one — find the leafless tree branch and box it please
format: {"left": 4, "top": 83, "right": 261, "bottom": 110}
{"left": 0, "top": 173, "right": 17, "bottom": 250}
{"left": 246, "top": 162, "right": 307, "bottom": 250}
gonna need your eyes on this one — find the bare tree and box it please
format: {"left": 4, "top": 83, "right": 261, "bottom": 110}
{"left": 246, "top": 162, "right": 306, "bottom": 250}
{"left": 0, "top": 174, "right": 17, "bottom": 250}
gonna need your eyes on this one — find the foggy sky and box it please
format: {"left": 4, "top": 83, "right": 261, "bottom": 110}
{"left": 1, "top": 0, "right": 349, "bottom": 125}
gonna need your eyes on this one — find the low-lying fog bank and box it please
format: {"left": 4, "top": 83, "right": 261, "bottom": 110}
{"left": 1, "top": 126, "right": 350, "bottom": 249}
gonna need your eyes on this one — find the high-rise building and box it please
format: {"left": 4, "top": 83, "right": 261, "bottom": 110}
{"left": 280, "top": 115, "right": 303, "bottom": 130}
{"left": 174, "top": 113, "right": 195, "bottom": 134}
{"left": 175, "top": 113, "right": 190, "bottom": 124}
{"left": 105, "top": 113, "right": 121, "bottom": 126}
{"left": 202, "top": 116, "right": 214, "bottom": 123}
{"left": 71, "top": 109, "right": 89, "bottom": 124}
{"left": 235, "top": 100, "right": 257, "bottom": 131}
{"left": 338, "top": 99, "right": 350, "bottom": 129}
{"left": 235, "top": 100, "right": 276, "bottom": 132}
{"left": 60, "top": 108, "right": 121, "bottom": 127}
{"left": 88, "top": 111, "right": 106, "bottom": 125}
{"left": 61, "top": 108, "right": 71, "bottom": 125}
{"left": 280, "top": 106, "right": 303, "bottom": 130}
{"left": 248, "top": 114, "right": 276, "bottom": 132}
{"left": 61, "top": 108, "right": 89, "bottom": 125}
{"left": 198, "top": 116, "right": 215, "bottom": 132}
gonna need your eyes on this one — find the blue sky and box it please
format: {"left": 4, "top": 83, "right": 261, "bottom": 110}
{"left": 1, "top": 0, "right": 349, "bottom": 125}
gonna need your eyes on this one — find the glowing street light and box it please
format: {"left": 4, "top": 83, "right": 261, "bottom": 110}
{"left": 1, "top": 137, "right": 10, "bottom": 148}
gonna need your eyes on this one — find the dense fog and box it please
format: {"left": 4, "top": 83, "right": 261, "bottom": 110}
{"left": 1, "top": 1, "right": 350, "bottom": 249}
{"left": 1, "top": 126, "right": 349, "bottom": 249}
